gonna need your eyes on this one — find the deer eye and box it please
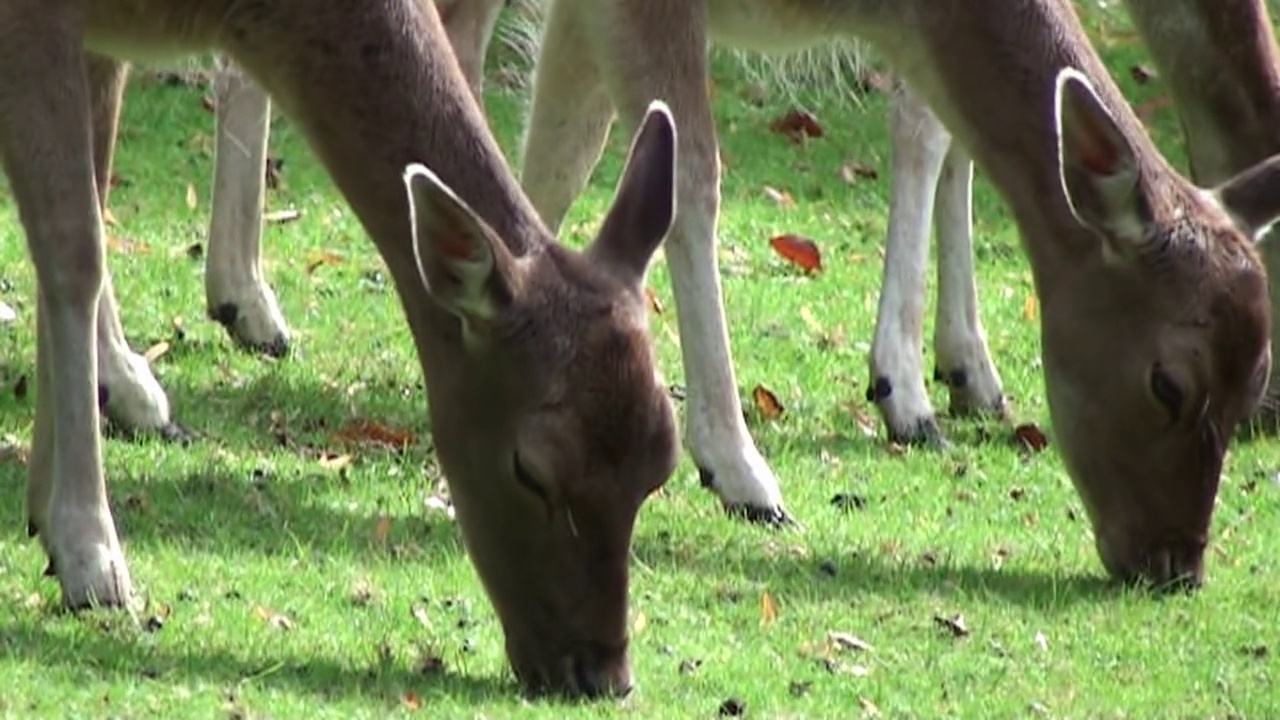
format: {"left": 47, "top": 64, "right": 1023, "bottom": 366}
{"left": 1150, "top": 364, "right": 1184, "bottom": 418}
{"left": 513, "top": 453, "right": 552, "bottom": 514}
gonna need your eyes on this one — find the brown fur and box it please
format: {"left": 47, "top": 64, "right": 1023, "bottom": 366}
{"left": 518, "top": 0, "right": 1280, "bottom": 586}
{"left": 9, "top": 0, "right": 677, "bottom": 698}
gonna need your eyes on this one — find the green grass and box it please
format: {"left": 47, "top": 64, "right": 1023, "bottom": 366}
{"left": 2, "top": 8, "right": 1279, "bottom": 719}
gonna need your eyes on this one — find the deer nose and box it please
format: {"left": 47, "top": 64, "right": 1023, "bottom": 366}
{"left": 566, "top": 648, "right": 633, "bottom": 699}
{"left": 1099, "top": 534, "right": 1206, "bottom": 591}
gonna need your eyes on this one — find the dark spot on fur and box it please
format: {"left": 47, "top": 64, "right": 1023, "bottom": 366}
{"left": 210, "top": 302, "right": 239, "bottom": 327}
{"left": 697, "top": 465, "right": 715, "bottom": 489}
{"left": 865, "top": 376, "right": 893, "bottom": 403}
{"left": 947, "top": 369, "right": 968, "bottom": 389}
{"left": 97, "top": 385, "right": 110, "bottom": 411}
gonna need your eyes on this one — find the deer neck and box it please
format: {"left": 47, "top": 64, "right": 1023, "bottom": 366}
{"left": 1125, "top": 0, "right": 1280, "bottom": 186}
{"left": 867, "top": 0, "right": 1174, "bottom": 299}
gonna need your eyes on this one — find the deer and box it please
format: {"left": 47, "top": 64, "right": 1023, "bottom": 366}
{"left": 9, "top": 0, "right": 683, "bottom": 699}
{"left": 515, "top": 0, "right": 1280, "bottom": 586}
{"left": 85, "top": 0, "right": 519, "bottom": 440}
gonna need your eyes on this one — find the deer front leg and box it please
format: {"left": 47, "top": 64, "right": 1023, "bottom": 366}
{"left": 206, "top": 59, "right": 290, "bottom": 357}
{"left": 932, "top": 140, "right": 1005, "bottom": 420}
{"left": 525, "top": 0, "right": 788, "bottom": 522}
{"left": 86, "top": 53, "right": 177, "bottom": 437}
{"left": 2, "top": 7, "right": 133, "bottom": 608}
{"left": 439, "top": 0, "right": 508, "bottom": 103}
{"left": 868, "top": 82, "right": 950, "bottom": 446}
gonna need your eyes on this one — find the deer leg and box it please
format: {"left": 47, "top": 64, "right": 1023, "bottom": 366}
{"left": 439, "top": 0, "right": 508, "bottom": 104}
{"left": 539, "top": 0, "right": 787, "bottom": 522}
{"left": 868, "top": 82, "right": 949, "bottom": 446}
{"left": 205, "top": 59, "right": 289, "bottom": 357}
{"left": 2, "top": 4, "right": 133, "bottom": 608}
{"left": 519, "top": 0, "right": 616, "bottom": 231}
{"left": 85, "top": 53, "right": 177, "bottom": 437}
{"left": 932, "top": 139, "right": 1006, "bottom": 420}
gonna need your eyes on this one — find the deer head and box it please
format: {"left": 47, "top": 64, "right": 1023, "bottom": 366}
{"left": 1045, "top": 68, "right": 1279, "bottom": 588}
{"left": 404, "top": 102, "right": 680, "bottom": 697}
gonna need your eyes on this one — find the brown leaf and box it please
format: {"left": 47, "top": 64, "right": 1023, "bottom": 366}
{"left": 859, "top": 696, "right": 881, "bottom": 718}
{"left": 760, "top": 590, "right": 778, "bottom": 625}
{"left": 403, "top": 692, "right": 422, "bottom": 710}
{"left": 769, "top": 108, "right": 824, "bottom": 143}
{"left": 1023, "top": 294, "right": 1038, "bottom": 322}
{"left": 752, "top": 384, "right": 785, "bottom": 422}
{"left": 142, "top": 341, "right": 170, "bottom": 364}
{"left": 335, "top": 419, "right": 415, "bottom": 450}
{"left": 762, "top": 185, "right": 796, "bottom": 209}
{"left": 264, "top": 209, "right": 302, "bottom": 225}
{"left": 644, "top": 287, "right": 664, "bottom": 315}
{"left": 933, "top": 613, "right": 969, "bottom": 638}
{"left": 318, "top": 452, "right": 352, "bottom": 471}
{"left": 828, "top": 631, "right": 874, "bottom": 653}
{"left": 102, "top": 207, "right": 118, "bottom": 227}
{"left": 305, "top": 249, "right": 346, "bottom": 275}
{"left": 350, "top": 577, "right": 381, "bottom": 607}
{"left": 1129, "top": 64, "right": 1157, "bottom": 84}
{"left": 107, "top": 236, "right": 152, "bottom": 255}
{"left": 1013, "top": 423, "right": 1050, "bottom": 453}
{"left": 252, "top": 604, "right": 294, "bottom": 630}
{"left": 372, "top": 513, "right": 392, "bottom": 547}
{"left": 185, "top": 183, "right": 198, "bottom": 210}
{"left": 632, "top": 611, "right": 648, "bottom": 635}
{"left": 839, "top": 162, "right": 879, "bottom": 183}
{"left": 769, "top": 234, "right": 823, "bottom": 273}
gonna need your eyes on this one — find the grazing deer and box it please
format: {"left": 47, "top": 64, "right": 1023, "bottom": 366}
{"left": 86, "top": 0, "right": 517, "bottom": 438}
{"left": 517, "top": 0, "right": 1280, "bottom": 585}
{"left": 11, "top": 0, "right": 680, "bottom": 698}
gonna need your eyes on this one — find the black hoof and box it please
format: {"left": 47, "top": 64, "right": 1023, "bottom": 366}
{"left": 27, "top": 518, "right": 38, "bottom": 537}
{"left": 252, "top": 335, "right": 291, "bottom": 359}
{"left": 887, "top": 417, "right": 950, "bottom": 450}
{"left": 209, "top": 302, "right": 239, "bottom": 327}
{"left": 724, "top": 503, "right": 794, "bottom": 527}
{"left": 105, "top": 419, "right": 197, "bottom": 446}
{"left": 158, "top": 422, "right": 198, "bottom": 446}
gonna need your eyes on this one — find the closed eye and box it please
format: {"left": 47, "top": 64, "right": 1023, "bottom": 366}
{"left": 1150, "top": 364, "right": 1184, "bottom": 419}
{"left": 513, "top": 453, "right": 552, "bottom": 515}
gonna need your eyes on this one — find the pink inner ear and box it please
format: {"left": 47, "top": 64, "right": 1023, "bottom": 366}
{"left": 1071, "top": 103, "right": 1121, "bottom": 176}
{"left": 435, "top": 231, "right": 477, "bottom": 262}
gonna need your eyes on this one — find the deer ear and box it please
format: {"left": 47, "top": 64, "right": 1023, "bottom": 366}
{"left": 1054, "top": 67, "right": 1154, "bottom": 263}
{"left": 403, "top": 163, "right": 518, "bottom": 336}
{"left": 588, "top": 100, "right": 677, "bottom": 288}
{"left": 1212, "top": 154, "right": 1280, "bottom": 243}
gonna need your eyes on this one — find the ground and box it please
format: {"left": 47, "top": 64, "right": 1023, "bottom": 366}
{"left": 0, "top": 5, "right": 1277, "bottom": 719}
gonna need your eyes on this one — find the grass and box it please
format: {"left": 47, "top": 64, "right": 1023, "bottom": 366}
{"left": 2, "top": 7, "right": 1279, "bottom": 719}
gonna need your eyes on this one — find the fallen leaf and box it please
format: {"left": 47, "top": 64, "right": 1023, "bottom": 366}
{"left": 252, "top": 604, "right": 293, "bottom": 630}
{"left": 840, "top": 162, "right": 879, "bottom": 183}
{"left": 107, "top": 236, "right": 152, "bottom": 255}
{"left": 752, "top": 384, "right": 785, "bottom": 422}
{"left": 185, "top": 183, "right": 198, "bottom": 210}
{"left": 644, "top": 287, "right": 664, "bottom": 315}
{"left": 719, "top": 698, "right": 747, "bottom": 717}
{"left": 798, "top": 305, "right": 823, "bottom": 335}
{"left": 318, "top": 453, "right": 352, "bottom": 471}
{"left": 102, "top": 207, "right": 118, "bottom": 227}
{"left": 770, "top": 234, "right": 823, "bottom": 273}
{"left": 934, "top": 613, "right": 970, "bottom": 638}
{"left": 264, "top": 209, "right": 302, "bottom": 225}
{"left": 1023, "top": 294, "right": 1038, "bottom": 322}
{"left": 403, "top": 692, "right": 422, "bottom": 710}
{"left": 632, "top": 611, "right": 648, "bottom": 635}
{"left": 305, "top": 249, "right": 346, "bottom": 275}
{"left": 0, "top": 301, "right": 15, "bottom": 325}
{"left": 411, "top": 603, "right": 431, "bottom": 628}
{"left": 762, "top": 185, "right": 797, "bottom": 209}
{"left": 828, "top": 631, "right": 874, "bottom": 653}
{"left": 1013, "top": 423, "right": 1050, "bottom": 453}
{"left": 760, "top": 590, "right": 778, "bottom": 625}
{"left": 423, "top": 494, "right": 455, "bottom": 520}
{"left": 1130, "top": 64, "right": 1157, "bottom": 84}
{"left": 335, "top": 419, "right": 415, "bottom": 450}
{"left": 859, "top": 696, "right": 881, "bottom": 717}
{"left": 143, "top": 341, "right": 170, "bottom": 363}
{"left": 1034, "top": 630, "right": 1049, "bottom": 652}
{"left": 769, "top": 108, "right": 824, "bottom": 143}
{"left": 372, "top": 513, "right": 392, "bottom": 547}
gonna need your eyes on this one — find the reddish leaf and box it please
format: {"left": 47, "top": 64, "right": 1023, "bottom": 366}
{"left": 760, "top": 590, "right": 778, "bottom": 625}
{"left": 769, "top": 234, "right": 823, "bottom": 273}
{"left": 769, "top": 108, "right": 824, "bottom": 143}
{"left": 752, "top": 384, "right": 785, "bottom": 421}
{"left": 839, "top": 162, "right": 879, "bottom": 183}
{"left": 336, "top": 419, "right": 415, "bottom": 450}
{"left": 1023, "top": 295, "right": 1038, "bottom": 322}
{"left": 403, "top": 692, "right": 422, "bottom": 710}
{"left": 762, "top": 185, "right": 797, "bottom": 209}
{"left": 1013, "top": 423, "right": 1050, "bottom": 453}
{"left": 306, "top": 249, "right": 346, "bottom": 275}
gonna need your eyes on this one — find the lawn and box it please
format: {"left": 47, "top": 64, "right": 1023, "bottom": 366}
{"left": 1, "top": 5, "right": 1278, "bottom": 719}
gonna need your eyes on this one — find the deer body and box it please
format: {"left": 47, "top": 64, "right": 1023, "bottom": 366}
{"left": 11, "top": 0, "right": 680, "bottom": 698}
{"left": 520, "top": 0, "right": 1280, "bottom": 584}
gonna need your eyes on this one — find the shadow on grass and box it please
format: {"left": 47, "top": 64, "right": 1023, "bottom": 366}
{"left": 0, "top": 616, "right": 519, "bottom": 707}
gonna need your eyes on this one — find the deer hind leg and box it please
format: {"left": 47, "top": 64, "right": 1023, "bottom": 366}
{"left": 531, "top": 0, "right": 788, "bottom": 521}
{"left": 519, "top": 0, "right": 616, "bottom": 231}
{"left": 84, "top": 53, "right": 178, "bottom": 437}
{"left": 868, "top": 82, "right": 950, "bottom": 446}
{"left": 205, "top": 58, "right": 290, "bottom": 357}
{"left": 439, "top": 0, "right": 508, "bottom": 104}
{"left": 4, "top": 6, "right": 133, "bottom": 608}
{"left": 932, "top": 140, "right": 1005, "bottom": 421}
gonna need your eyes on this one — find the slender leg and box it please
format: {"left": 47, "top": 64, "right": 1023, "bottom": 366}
{"left": 868, "top": 82, "right": 949, "bottom": 445}
{"left": 206, "top": 58, "right": 289, "bottom": 356}
{"left": 932, "top": 141, "right": 1005, "bottom": 419}
{"left": 4, "top": 3, "right": 134, "bottom": 607}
